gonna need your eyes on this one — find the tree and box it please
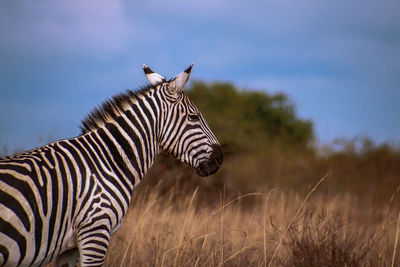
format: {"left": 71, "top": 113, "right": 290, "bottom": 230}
{"left": 186, "top": 81, "right": 313, "bottom": 153}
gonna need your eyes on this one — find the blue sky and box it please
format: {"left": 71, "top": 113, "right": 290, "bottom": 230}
{"left": 0, "top": 0, "right": 399, "bottom": 153}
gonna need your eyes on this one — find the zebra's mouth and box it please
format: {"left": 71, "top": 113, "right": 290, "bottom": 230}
{"left": 195, "top": 144, "right": 223, "bottom": 177}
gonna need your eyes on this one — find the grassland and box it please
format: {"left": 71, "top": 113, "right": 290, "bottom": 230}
{"left": 40, "top": 140, "right": 400, "bottom": 266}
{"left": 100, "top": 176, "right": 400, "bottom": 267}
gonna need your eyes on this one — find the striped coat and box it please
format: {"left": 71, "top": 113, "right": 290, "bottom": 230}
{"left": 0, "top": 64, "right": 223, "bottom": 267}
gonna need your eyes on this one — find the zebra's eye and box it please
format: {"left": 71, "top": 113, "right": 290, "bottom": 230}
{"left": 188, "top": 114, "right": 200, "bottom": 122}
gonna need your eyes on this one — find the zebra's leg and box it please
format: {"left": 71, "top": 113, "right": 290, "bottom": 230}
{"left": 55, "top": 248, "right": 79, "bottom": 267}
{"left": 77, "top": 225, "right": 111, "bottom": 267}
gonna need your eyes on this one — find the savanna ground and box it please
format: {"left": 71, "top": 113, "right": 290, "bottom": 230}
{"left": 3, "top": 82, "right": 398, "bottom": 266}
{"left": 104, "top": 186, "right": 399, "bottom": 267}
{"left": 100, "top": 143, "right": 400, "bottom": 267}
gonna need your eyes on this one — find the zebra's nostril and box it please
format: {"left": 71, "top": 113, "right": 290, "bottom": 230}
{"left": 195, "top": 144, "right": 223, "bottom": 177}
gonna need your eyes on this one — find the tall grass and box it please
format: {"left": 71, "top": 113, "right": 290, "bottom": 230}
{"left": 100, "top": 180, "right": 399, "bottom": 267}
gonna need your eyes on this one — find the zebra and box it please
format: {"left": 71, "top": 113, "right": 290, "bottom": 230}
{"left": 0, "top": 63, "right": 223, "bottom": 267}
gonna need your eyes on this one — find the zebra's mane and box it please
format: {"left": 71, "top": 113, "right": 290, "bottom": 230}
{"left": 80, "top": 85, "right": 152, "bottom": 134}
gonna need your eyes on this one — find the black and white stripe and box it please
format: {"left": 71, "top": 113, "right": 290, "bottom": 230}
{"left": 0, "top": 64, "right": 223, "bottom": 267}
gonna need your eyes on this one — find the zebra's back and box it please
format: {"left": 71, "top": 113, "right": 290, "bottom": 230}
{"left": 1, "top": 134, "right": 135, "bottom": 266}
{"left": 0, "top": 142, "right": 80, "bottom": 266}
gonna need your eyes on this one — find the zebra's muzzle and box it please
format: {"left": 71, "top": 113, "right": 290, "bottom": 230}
{"left": 196, "top": 144, "right": 223, "bottom": 177}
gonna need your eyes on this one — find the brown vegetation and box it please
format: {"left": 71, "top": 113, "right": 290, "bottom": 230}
{"left": 102, "top": 178, "right": 399, "bottom": 266}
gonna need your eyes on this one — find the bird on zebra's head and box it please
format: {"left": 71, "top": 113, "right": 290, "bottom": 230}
{"left": 0, "top": 63, "right": 222, "bottom": 267}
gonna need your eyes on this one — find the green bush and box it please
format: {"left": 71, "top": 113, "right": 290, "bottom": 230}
{"left": 186, "top": 81, "right": 314, "bottom": 153}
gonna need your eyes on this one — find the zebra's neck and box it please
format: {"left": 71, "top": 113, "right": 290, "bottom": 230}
{"left": 79, "top": 88, "right": 161, "bottom": 190}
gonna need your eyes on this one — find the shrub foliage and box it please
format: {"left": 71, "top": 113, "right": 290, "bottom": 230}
{"left": 186, "top": 81, "right": 313, "bottom": 152}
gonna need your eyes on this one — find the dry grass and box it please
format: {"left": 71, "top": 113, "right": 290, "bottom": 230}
{"left": 100, "top": 179, "right": 400, "bottom": 267}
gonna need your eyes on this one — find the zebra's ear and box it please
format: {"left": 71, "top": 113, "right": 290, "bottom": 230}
{"left": 169, "top": 63, "right": 194, "bottom": 94}
{"left": 143, "top": 64, "right": 166, "bottom": 86}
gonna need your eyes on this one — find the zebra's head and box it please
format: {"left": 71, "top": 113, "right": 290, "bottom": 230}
{"left": 143, "top": 63, "right": 223, "bottom": 177}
